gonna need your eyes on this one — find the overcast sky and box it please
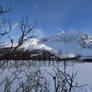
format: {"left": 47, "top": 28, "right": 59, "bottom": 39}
{"left": 1, "top": 0, "right": 92, "bottom": 37}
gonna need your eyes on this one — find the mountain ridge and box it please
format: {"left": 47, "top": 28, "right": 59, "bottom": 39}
{"left": 1, "top": 31, "right": 92, "bottom": 58}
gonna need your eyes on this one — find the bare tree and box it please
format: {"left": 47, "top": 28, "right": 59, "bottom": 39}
{"left": 0, "top": 4, "right": 36, "bottom": 60}
{"left": 0, "top": 5, "right": 12, "bottom": 14}
{"left": 8, "top": 35, "right": 13, "bottom": 48}
{"left": 0, "top": 18, "right": 11, "bottom": 39}
{"left": 11, "top": 16, "right": 37, "bottom": 53}
{"left": 0, "top": 5, "right": 12, "bottom": 41}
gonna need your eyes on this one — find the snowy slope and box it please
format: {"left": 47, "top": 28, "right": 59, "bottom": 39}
{"left": 0, "top": 38, "right": 52, "bottom": 51}
{"left": 20, "top": 38, "right": 52, "bottom": 51}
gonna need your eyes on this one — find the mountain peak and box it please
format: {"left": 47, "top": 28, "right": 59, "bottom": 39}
{"left": 40, "top": 30, "right": 90, "bottom": 43}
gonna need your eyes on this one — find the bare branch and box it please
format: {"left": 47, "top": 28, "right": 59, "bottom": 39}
{"left": 11, "top": 16, "right": 37, "bottom": 53}
{"left": 8, "top": 35, "right": 13, "bottom": 48}
{"left": 0, "top": 19, "right": 12, "bottom": 39}
{"left": 0, "top": 5, "right": 12, "bottom": 15}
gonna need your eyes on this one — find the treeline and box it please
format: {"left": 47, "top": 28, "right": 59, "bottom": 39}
{"left": 0, "top": 47, "right": 58, "bottom": 60}
{"left": 0, "top": 47, "right": 81, "bottom": 61}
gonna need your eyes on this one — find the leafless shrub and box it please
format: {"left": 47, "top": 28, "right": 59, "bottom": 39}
{"left": 0, "top": 5, "right": 12, "bottom": 15}
{"left": 16, "top": 67, "right": 49, "bottom": 92}
{"left": 0, "top": 64, "right": 49, "bottom": 92}
{"left": 0, "top": 68, "right": 23, "bottom": 92}
{"left": 0, "top": 60, "right": 88, "bottom": 92}
{"left": 48, "top": 66, "right": 87, "bottom": 92}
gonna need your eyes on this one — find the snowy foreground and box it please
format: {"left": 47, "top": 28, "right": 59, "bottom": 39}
{"left": 0, "top": 60, "right": 91, "bottom": 92}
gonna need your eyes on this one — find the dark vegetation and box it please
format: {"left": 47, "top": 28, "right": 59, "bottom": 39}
{"left": 0, "top": 47, "right": 82, "bottom": 60}
{"left": 0, "top": 47, "right": 57, "bottom": 60}
{"left": 82, "top": 58, "right": 92, "bottom": 62}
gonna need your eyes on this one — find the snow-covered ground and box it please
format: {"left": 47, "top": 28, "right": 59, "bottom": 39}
{"left": 0, "top": 60, "right": 91, "bottom": 92}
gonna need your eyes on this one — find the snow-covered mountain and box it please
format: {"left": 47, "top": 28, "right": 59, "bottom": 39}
{"left": 40, "top": 30, "right": 92, "bottom": 44}
{"left": 39, "top": 31, "right": 92, "bottom": 57}
{"left": 20, "top": 38, "right": 52, "bottom": 51}
{"left": 0, "top": 38, "right": 52, "bottom": 51}
{"left": 1, "top": 31, "right": 92, "bottom": 58}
